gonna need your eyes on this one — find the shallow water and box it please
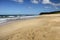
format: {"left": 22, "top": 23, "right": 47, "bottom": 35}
{"left": 0, "top": 16, "right": 38, "bottom": 24}
{"left": 0, "top": 18, "right": 8, "bottom": 23}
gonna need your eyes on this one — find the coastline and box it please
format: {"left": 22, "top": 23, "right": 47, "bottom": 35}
{"left": 0, "top": 15, "right": 60, "bottom": 40}
{"left": 0, "top": 16, "right": 39, "bottom": 26}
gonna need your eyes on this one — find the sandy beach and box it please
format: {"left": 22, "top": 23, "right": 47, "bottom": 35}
{"left": 0, "top": 14, "right": 60, "bottom": 40}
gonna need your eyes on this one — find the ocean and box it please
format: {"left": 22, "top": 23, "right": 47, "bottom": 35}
{"left": 0, "top": 16, "right": 38, "bottom": 24}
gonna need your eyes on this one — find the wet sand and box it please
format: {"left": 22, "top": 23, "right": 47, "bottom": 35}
{"left": 0, "top": 14, "right": 60, "bottom": 40}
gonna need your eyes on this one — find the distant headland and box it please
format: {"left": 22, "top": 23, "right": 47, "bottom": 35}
{"left": 39, "top": 11, "right": 60, "bottom": 15}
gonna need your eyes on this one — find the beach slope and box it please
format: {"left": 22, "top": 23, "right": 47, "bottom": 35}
{"left": 0, "top": 14, "right": 60, "bottom": 40}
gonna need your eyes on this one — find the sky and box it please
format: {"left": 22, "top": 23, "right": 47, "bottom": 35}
{"left": 0, "top": 0, "right": 60, "bottom": 15}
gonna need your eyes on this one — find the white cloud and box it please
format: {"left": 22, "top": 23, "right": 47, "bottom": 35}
{"left": 13, "top": 0, "right": 24, "bottom": 3}
{"left": 42, "top": 0, "right": 60, "bottom": 6}
{"left": 44, "top": 6, "right": 50, "bottom": 8}
{"left": 28, "top": 6, "right": 32, "bottom": 9}
{"left": 52, "top": 3, "right": 60, "bottom": 6}
{"left": 42, "top": 0, "right": 60, "bottom": 10}
{"left": 42, "top": 0, "right": 51, "bottom": 4}
{"left": 31, "top": 0, "right": 41, "bottom": 4}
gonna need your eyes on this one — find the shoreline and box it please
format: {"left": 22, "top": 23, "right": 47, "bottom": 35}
{"left": 0, "top": 14, "right": 60, "bottom": 40}
{"left": 0, "top": 16, "right": 39, "bottom": 26}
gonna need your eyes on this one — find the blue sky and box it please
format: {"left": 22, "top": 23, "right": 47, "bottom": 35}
{"left": 0, "top": 0, "right": 60, "bottom": 15}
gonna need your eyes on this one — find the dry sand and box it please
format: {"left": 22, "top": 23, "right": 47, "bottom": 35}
{"left": 0, "top": 14, "right": 60, "bottom": 40}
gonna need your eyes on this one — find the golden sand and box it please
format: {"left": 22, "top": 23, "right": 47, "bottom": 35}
{"left": 0, "top": 14, "right": 60, "bottom": 40}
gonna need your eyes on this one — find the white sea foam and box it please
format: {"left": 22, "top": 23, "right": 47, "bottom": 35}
{"left": 0, "top": 16, "right": 38, "bottom": 24}
{"left": 0, "top": 18, "right": 7, "bottom": 23}
{"left": 0, "top": 18, "right": 18, "bottom": 24}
